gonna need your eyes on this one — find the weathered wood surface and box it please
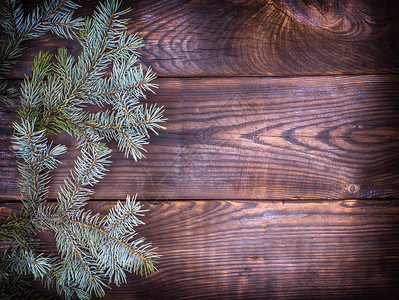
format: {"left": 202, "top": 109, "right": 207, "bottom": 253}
{"left": 1, "top": 75, "right": 398, "bottom": 201}
{"left": 6, "top": 0, "right": 399, "bottom": 78}
{"left": 1, "top": 0, "right": 399, "bottom": 299}
{"left": 1, "top": 200, "right": 399, "bottom": 299}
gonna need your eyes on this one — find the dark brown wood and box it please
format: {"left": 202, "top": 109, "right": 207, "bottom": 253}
{"left": 1, "top": 1, "right": 399, "bottom": 298}
{"left": 1, "top": 75, "right": 398, "bottom": 201}
{"left": 1, "top": 200, "right": 399, "bottom": 299}
{"left": 5, "top": 0, "right": 399, "bottom": 78}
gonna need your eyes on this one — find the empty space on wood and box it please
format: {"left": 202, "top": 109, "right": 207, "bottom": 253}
{"left": 8, "top": 0, "right": 399, "bottom": 77}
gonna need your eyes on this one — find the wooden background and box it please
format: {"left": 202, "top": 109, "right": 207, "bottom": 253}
{"left": 1, "top": 0, "right": 399, "bottom": 298}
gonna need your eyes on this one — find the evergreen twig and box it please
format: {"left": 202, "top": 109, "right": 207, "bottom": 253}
{"left": 0, "top": 0, "right": 165, "bottom": 299}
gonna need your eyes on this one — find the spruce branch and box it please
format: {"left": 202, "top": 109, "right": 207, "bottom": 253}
{"left": 57, "top": 146, "right": 112, "bottom": 213}
{"left": 0, "top": 273, "right": 51, "bottom": 300}
{"left": 1, "top": 0, "right": 165, "bottom": 299}
{"left": 12, "top": 118, "right": 67, "bottom": 212}
{"left": 0, "top": 0, "right": 83, "bottom": 105}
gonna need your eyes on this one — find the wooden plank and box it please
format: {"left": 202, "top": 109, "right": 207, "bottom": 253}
{"left": 5, "top": 0, "right": 399, "bottom": 78}
{"left": 1, "top": 199, "right": 399, "bottom": 299}
{"left": 1, "top": 75, "right": 398, "bottom": 201}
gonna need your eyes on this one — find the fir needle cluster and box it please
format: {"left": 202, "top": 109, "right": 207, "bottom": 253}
{"left": 0, "top": 0, "right": 165, "bottom": 299}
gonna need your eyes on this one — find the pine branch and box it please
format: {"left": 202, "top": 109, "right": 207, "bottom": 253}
{"left": 55, "top": 223, "right": 107, "bottom": 298}
{"left": 2, "top": 0, "right": 165, "bottom": 298}
{"left": 12, "top": 119, "right": 66, "bottom": 211}
{"left": 57, "top": 146, "right": 111, "bottom": 213}
{"left": 36, "top": 197, "right": 158, "bottom": 292}
{"left": 0, "top": 213, "right": 35, "bottom": 246}
{"left": 0, "top": 0, "right": 83, "bottom": 105}
{"left": 0, "top": 273, "right": 51, "bottom": 300}
{"left": 62, "top": 196, "right": 159, "bottom": 282}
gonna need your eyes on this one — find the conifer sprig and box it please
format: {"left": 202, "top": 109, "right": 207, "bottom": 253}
{"left": 1, "top": 0, "right": 165, "bottom": 299}
{"left": 0, "top": 0, "right": 84, "bottom": 106}
{"left": 12, "top": 118, "right": 67, "bottom": 212}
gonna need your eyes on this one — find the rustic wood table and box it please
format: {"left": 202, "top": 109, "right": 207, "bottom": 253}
{"left": 1, "top": 0, "right": 398, "bottom": 298}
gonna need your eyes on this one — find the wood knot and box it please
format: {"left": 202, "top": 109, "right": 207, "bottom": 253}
{"left": 283, "top": 0, "right": 350, "bottom": 29}
{"left": 346, "top": 184, "right": 360, "bottom": 194}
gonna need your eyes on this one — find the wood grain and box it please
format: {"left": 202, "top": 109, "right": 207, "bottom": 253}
{"left": 5, "top": 0, "right": 399, "bottom": 78}
{"left": 1, "top": 1, "right": 398, "bottom": 299}
{"left": 1, "top": 200, "right": 399, "bottom": 299}
{"left": 1, "top": 75, "right": 398, "bottom": 201}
